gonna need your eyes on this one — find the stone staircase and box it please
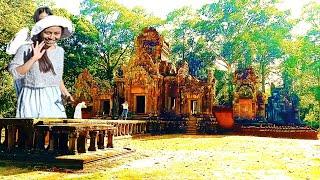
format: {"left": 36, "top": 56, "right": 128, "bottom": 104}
{"left": 186, "top": 116, "right": 197, "bottom": 135}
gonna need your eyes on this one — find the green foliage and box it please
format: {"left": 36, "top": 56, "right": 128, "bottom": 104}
{"left": 0, "top": 0, "right": 36, "bottom": 117}
{"left": 192, "top": 0, "right": 288, "bottom": 103}
{"left": 0, "top": 0, "right": 319, "bottom": 123}
{"left": 281, "top": 0, "right": 320, "bottom": 126}
{"left": 81, "top": 0, "right": 163, "bottom": 82}
{"left": 0, "top": 0, "right": 35, "bottom": 43}
{"left": 0, "top": 72, "right": 16, "bottom": 117}
{"left": 166, "top": 6, "right": 213, "bottom": 78}
{"left": 58, "top": 14, "right": 100, "bottom": 90}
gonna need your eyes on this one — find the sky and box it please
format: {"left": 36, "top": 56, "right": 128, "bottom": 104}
{"left": 53, "top": 0, "right": 318, "bottom": 35}
{"left": 53, "top": 0, "right": 319, "bottom": 18}
{"left": 116, "top": 0, "right": 213, "bottom": 18}
{"left": 54, "top": 0, "right": 80, "bottom": 15}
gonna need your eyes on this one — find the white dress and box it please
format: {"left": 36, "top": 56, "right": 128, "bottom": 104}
{"left": 9, "top": 45, "right": 67, "bottom": 118}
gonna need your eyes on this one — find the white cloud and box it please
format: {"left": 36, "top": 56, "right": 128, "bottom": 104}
{"left": 53, "top": 0, "right": 80, "bottom": 15}
{"left": 277, "top": 0, "right": 320, "bottom": 19}
{"left": 116, "top": 0, "right": 213, "bottom": 19}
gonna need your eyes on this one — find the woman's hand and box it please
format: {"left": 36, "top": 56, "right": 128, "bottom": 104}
{"left": 15, "top": 41, "right": 46, "bottom": 75}
{"left": 67, "top": 95, "right": 75, "bottom": 102}
{"left": 31, "top": 41, "right": 45, "bottom": 61}
{"left": 60, "top": 81, "right": 74, "bottom": 104}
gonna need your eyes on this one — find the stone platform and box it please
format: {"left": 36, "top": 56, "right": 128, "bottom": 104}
{"left": 0, "top": 147, "right": 134, "bottom": 169}
{"left": 234, "top": 125, "right": 318, "bottom": 140}
{"left": 0, "top": 118, "right": 147, "bottom": 169}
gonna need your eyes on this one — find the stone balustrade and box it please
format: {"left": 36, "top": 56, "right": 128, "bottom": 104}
{"left": 34, "top": 123, "right": 116, "bottom": 155}
{"left": 0, "top": 118, "right": 148, "bottom": 155}
{"left": 0, "top": 118, "right": 34, "bottom": 151}
{"left": 238, "top": 125, "right": 318, "bottom": 139}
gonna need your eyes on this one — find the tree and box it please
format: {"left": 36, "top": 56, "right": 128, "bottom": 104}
{"left": 248, "top": 7, "right": 292, "bottom": 93}
{"left": 282, "top": 1, "right": 320, "bottom": 127}
{"left": 0, "top": 0, "right": 36, "bottom": 117}
{"left": 81, "top": 0, "right": 163, "bottom": 82}
{"left": 54, "top": 8, "right": 100, "bottom": 90}
{"left": 165, "top": 6, "right": 216, "bottom": 78}
{"left": 184, "top": 0, "right": 293, "bottom": 106}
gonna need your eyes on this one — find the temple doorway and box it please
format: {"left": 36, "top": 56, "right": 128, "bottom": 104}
{"left": 102, "top": 100, "right": 110, "bottom": 116}
{"left": 239, "top": 99, "right": 254, "bottom": 119}
{"left": 191, "top": 100, "right": 198, "bottom": 115}
{"left": 136, "top": 96, "right": 146, "bottom": 114}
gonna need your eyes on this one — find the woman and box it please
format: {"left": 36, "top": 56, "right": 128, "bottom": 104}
{"left": 6, "top": 7, "right": 53, "bottom": 96}
{"left": 9, "top": 15, "right": 74, "bottom": 118}
{"left": 6, "top": 6, "right": 53, "bottom": 55}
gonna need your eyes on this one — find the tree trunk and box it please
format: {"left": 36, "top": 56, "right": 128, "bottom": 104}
{"left": 260, "top": 62, "right": 266, "bottom": 93}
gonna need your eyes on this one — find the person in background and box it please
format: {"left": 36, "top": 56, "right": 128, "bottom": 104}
{"left": 120, "top": 101, "right": 129, "bottom": 120}
{"left": 6, "top": 7, "right": 53, "bottom": 97}
{"left": 74, "top": 101, "right": 87, "bottom": 119}
{"left": 8, "top": 15, "right": 74, "bottom": 118}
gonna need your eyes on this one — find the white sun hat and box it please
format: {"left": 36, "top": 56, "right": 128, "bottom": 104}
{"left": 30, "top": 15, "right": 74, "bottom": 38}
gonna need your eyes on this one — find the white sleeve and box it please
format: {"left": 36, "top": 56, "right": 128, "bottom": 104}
{"left": 6, "top": 27, "right": 30, "bottom": 55}
{"left": 8, "top": 45, "right": 32, "bottom": 79}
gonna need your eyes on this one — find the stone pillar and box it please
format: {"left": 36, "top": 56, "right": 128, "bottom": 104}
{"left": 138, "top": 123, "right": 141, "bottom": 133}
{"left": 107, "top": 129, "right": 114, "bottom": 148}
{"left": 88, "top": 131, "right": 98, "bottom": 151}
{"left": 12, "top": 126, "right": 18, "bottom": 148}
{"left": 121, "top": 124, "right": 125, "bottom": 135}
{"left": 129, "top": 124, "right": 133, "bottom": 135}
{"left": 143, "top": 123, "right": 147, "bottom": 133}
{"left": 59, "top": 131, "right": 69, "bottom": 153}
{"left": 50, "top": 131, "right": 60, "bottom": 153}
{"left": 97, "top": 130, "right": 105, "bottom": 149}
{"left": 24, "top": 125, "right": 34, "bottom": 149}
{"left": 0, "top": 125, "right": 2, "bottom": 148}
{"left": 7, "top": 125, "right": 15, "bottom": 152}
{"left": 4, "top": 126, "right": 8, "bottom": 148}
{"left": 68, "top": 131, "right": 79, "bottom": 155}
{"left": 77, "top": 131, "right": 89, "bottom": 153}
{"left": 117, "top": 124, "right": 121, "bottom": 136}
{"left": 132, "top": 124, "right": 136, "bottom": 135}
{"left": 17, "top": 127, "right": 26, "bottom": 148}
{"left": 48, "top": 130, "right": 54, "bottom": 152}
{"left": 125, "top": 124, "right": 129, "bottom": 135}
{"left": 35, "top": 128, "right": 46, "bottom": 151}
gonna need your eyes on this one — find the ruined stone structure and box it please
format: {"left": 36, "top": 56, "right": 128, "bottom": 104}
{"left": 266, "top": 87, "right": 301, "bottom": 125}
{"left": 115, "top": 27, "right": 215, "bottom": 117}
{"left": 233, "top": 67, "right": 265, "bottom": 121}
{"left": 74, "top": 69, "right": 114, "bottom": 118}
{"left": 75, "top": 27, "right": 215, "bottom": 118}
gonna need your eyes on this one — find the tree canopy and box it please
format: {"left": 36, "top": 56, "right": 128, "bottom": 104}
{"left": 0, "top": 0, "right": 319, "bottom": 127}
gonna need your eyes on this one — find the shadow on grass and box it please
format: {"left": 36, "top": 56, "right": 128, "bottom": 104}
{"left": 0, "top": 160, "right": 80, "bottom": 175}
{"left": 0, "top": 161, "right": 34, "bottom": 176}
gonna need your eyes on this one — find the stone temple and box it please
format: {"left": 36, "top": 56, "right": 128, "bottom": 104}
{"left": 74, "top": 27, "right": 215, "bottom": 119}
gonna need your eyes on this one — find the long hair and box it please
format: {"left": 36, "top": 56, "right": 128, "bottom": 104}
{"left": 33, "top": 7, "right": 53, "bottom": 22}
{"left": 32, "top": 34, "right": 56, "bottom": 75}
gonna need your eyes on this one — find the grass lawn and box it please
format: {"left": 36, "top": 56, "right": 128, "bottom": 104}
{"left": 0, "top": 135, "right": 319, "bottom": 179}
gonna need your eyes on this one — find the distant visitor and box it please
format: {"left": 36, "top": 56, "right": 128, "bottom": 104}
{"left": 74, "top": 101, "right": 87, "bottom": 119}
{"left": 120, "top": 101, "right": 129, "bottom": 120}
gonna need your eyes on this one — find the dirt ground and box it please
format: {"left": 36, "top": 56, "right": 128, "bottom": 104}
{"left": 0, "top": 134, "right": 319, "bottom": 180}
